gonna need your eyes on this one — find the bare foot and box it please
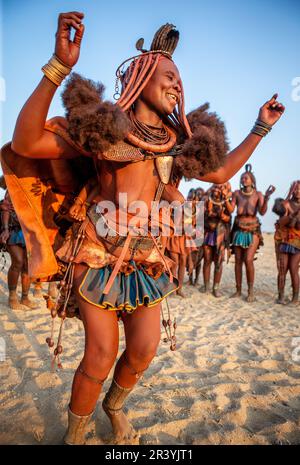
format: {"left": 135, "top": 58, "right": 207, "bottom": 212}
{"left": 276, "top": 296, "right": 285, "bottom": 305}
{"left": 20, "top": 297, "right": 38, "bottom": 309}
{"left": 176, "top": 289, "right": 185, "bottom": 298}
{"left": 199, "top": 285, "right": 210, "bottom": 294}
{"left": 289, "top": 298, "right": 299, "bottom": 306}
{"left": 246, "top": 293, "right": 256, "bottom": 303}
{"left": 230, "top": 290, "right": 242, "bottom": 298}
{"left": 8, "top": 296, "right": 22, "bottom": 310}
{"left": 213, "top": 287, "right": 221, "bottom": 298}
{"left": 102, "top": 402, "right": 138, "bottom": 444}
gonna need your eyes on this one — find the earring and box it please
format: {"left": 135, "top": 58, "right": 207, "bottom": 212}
{"left": 113, "top": 77, "right": 121, "bottom": 101}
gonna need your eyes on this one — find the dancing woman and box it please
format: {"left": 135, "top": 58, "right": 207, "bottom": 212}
{"left": 1, "top": 12, "right": 284, "bottom": 443}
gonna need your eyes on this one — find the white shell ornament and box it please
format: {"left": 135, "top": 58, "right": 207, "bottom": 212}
{"left": 155, "top": 156, "right": 174, "bottom": 184}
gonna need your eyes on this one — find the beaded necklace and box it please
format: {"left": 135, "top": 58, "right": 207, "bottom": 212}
{"left": 126, "top": 110, "right": 177, "bottom": 153}
{"left": 241, "top": 187, "right": 254, "bottom": 196}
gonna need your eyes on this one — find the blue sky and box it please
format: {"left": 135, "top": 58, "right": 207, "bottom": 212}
{"left": 0, "top": 0, "right": 299, "bottom": 231}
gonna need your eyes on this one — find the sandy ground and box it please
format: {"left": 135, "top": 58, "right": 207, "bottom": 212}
{"left": 0, "top": 233, "right": 300, "bottom": 445}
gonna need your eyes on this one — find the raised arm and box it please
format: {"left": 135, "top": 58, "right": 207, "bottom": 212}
{"left": 11, "top": 12, "right": 85, "bottom": 159}
{"left": 258, "top": 185, "right": 276, "bottom": 215}
{"left": 198, "top": 94, "right": 285, "bottom": 183}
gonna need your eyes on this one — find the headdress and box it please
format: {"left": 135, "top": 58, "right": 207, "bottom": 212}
{"left": 240, "top": 163, "right": 257, "bottom": 189}
{"left": 114, "top": 24, "right": 192, "bottom": 138}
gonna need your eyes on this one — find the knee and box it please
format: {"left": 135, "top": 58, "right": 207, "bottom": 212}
{"left": 244, "top": 257, "right": 253, "bottom": 267}
{"left": 10, "top": 259, "right": 23, "bottom": 273}
{"left": 127, "top": 339, "right": 160, "bottom": 367}
{"left": 84, "top": 342, "right": 117, "bottom": 373}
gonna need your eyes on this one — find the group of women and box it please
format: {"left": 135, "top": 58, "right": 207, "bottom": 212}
{"left": 168, "top": 169, "right": 300, "bottom": 306}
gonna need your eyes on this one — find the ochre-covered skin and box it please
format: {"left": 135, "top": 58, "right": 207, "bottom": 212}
{"left": 273, "top": 181, "right": 300, "bottom": 305}
{"left": 1, "top": 11, "right": 285, "bottom": 444}
{"left": 230, "top": 169, "right": 276, "bottom": 302}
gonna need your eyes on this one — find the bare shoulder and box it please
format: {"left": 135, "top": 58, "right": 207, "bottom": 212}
{"left": 12, "top": 116, "right": 84, "bottom": 160}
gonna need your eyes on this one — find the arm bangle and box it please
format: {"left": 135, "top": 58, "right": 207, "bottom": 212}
{"left": 251, "top": 119, "right": 272, "bottom": 137}
{"left": 42, "top": 54, "right": 72, "bottom": 87}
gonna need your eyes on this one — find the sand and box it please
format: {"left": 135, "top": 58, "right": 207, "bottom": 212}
{"left": 0, "top": 233, "right": 300, "bottom": 445}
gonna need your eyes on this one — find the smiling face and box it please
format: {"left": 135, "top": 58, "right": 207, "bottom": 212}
{"left": 138, "top": 56, "right": 182, "bottom": 116}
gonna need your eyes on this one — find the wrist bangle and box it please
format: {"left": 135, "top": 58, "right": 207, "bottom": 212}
{"left": 251, "top": 119, "right": 272, "bottom": 137}
{"left": 42, "top": 54, "right": 72, "bottom": 87}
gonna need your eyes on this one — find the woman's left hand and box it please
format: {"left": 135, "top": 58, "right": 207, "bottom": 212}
{"left": 265, "top": 185, "right": 276, "bottom": 198}
{"left": 258, "top": 93, "right": 285, "bottom": 126}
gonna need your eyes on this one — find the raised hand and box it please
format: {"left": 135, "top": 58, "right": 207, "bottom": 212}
{"left": 54, "top": 12, "right": 85, "bottom": 67}
{"left": 265, "top": 184, "right": 276, "bottom": 198}
{"left": 220, "top": 183, "right": 231, "bottom": 200}
{"left": 258, "top": 94, "right": 285, "bottom": 127}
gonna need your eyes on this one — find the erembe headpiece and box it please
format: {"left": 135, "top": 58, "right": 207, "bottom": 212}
{"left": 114, "top": 23, "right": 192, "bottom": 138}
{"left": 240, "top": 163, "right": 257, "bottom": 190}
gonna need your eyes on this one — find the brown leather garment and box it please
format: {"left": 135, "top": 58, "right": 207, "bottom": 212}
{"left": 0, "top": 119, "right": 94, "bottom": 279}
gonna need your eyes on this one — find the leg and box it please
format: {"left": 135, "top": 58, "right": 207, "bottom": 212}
{"left": 6, "top": 245, "right": 23, "bottom": 309}
{"left": 70, "top": 264, "right": 119, "bottom": 416}
{"left": 48, "top": 281, "right": 58, "bottom": 299}
{"left": 288, "top": 253, "right": 300, "bottom": 304}
{"left": 20, "top": 249, "right": 36, "bottom": 308}
{"left": 33, "top": 280, "right": 43, "bottom": 298}
{"left": 103, "top": 303, "right": 161, "bottom": 443}
{"left": 187, "top": 252, "right": 194, "bottom": 285}
{"left": 168, "top": 251, "right": 179, "bottom": 279}
{"left": 176, "top": 253, "right": 187, "bottom": 297}
{"left": 231, "top": 246, "right": 244, "bottom": 298}
{"left": 201, "top": 245, "right": 212, "bottom": 293}
{"left": 244, "top": 235, "right": 260, "bottom": 302}
{"left": 277, "top": 252, "right": 289, "bottom": 304}
{"left": 212, "top": 247, "right": 225, "bottom": 298}
{"left": 64, "top": 264, "right": 120, "bottom": 445}
{"left": 194, "top": 248, "right": 203, "bottom": 286}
